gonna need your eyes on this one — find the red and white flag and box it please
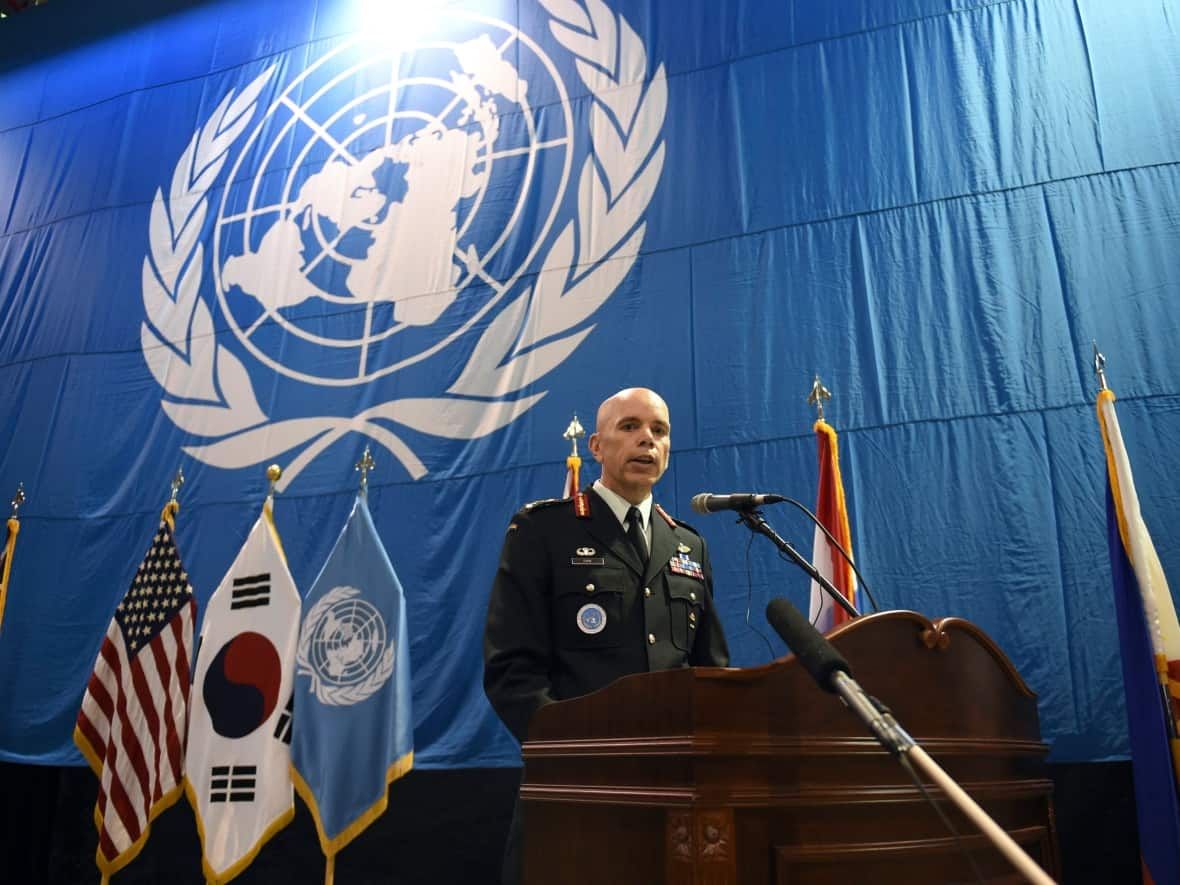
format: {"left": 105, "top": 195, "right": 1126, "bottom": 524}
{"left": 74, "top": 507, "right": 196, "bottom": 882}
{"left": 808, "top": 420, "right": 859, "bottom": 633}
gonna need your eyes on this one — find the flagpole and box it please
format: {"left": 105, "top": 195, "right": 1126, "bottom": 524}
{"left": 265, "top": 464, "right": 281, "bottom": 515}
{"left": 0, "top": 483, "right": 25, "bottom": 639}
{"left": 162, "top": 468, "right": 183, "bottom": 527}
{"left": 355, "top": 445, "right": 375, "bottom": 497}
{"left": 1092, "top": 341, "right": 1109, "bottom": 392}
{"left": 807, "top": 374, "right": 831, "bottom": 422}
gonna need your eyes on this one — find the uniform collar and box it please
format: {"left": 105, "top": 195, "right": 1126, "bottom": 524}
{"left": 591, "top": 479, "right": 653, "bottom": 532}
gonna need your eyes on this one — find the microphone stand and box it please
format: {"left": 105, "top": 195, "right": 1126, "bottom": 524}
{"left": 829, "top": 671, "right": 1056, "bottom": 885}
{"left": 762, "top": 586, "right": 1058, "bottom": 884}
{"left": 735, "top": 507, "right": 860, "bottom": 619}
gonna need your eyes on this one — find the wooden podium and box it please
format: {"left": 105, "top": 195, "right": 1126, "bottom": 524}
{"left": 520, "top": 611, "right": 1059, "bottom": 884}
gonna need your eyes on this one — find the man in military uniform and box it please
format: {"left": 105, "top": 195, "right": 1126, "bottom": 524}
{"left": 484, "top": 387, "right": 730, "bottom": 881}
{"left": 484, "top": 386, "right": 730, "bottom": 741}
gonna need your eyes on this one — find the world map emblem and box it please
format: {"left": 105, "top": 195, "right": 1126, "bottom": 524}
{"left": 141, "top": 0, "right": 667, "bottom": 489}
{"left": 296, "top": 586, "right": 395, "bottom": 707}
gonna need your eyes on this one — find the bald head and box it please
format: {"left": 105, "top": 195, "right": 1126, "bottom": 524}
{"left": 589, "top": 388, "right": 672, "bottom": 504}
{"left": 594, "top": 388, "right": 667, "bottom": 432}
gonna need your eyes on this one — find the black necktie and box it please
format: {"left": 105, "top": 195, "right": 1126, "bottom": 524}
{"left": 626, "top": 506, "right": 648, "bottom": 567}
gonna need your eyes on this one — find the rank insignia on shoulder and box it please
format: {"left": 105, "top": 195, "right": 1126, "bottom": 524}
{"left": 522, "top": 497, "right": 564, "bottom": 513}
{"left": 573, "top": 491, "right": 591, "bottom": 518}
{"left": 669, "top": 553, "right": 704, "bottom": 580}
{"left": 654, "top": 503, "right": 677, "bottom": 527}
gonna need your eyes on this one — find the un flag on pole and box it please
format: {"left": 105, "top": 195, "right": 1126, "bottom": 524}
{"left": 291, "top": 495, "right": 414, "bottom": 866}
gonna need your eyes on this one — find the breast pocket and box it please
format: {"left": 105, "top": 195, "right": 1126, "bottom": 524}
{"left": 555, "top": 564, "right": 626, "bottom": 650}
{"left": 667, "top": 574, "right": 706, "bottom": 652}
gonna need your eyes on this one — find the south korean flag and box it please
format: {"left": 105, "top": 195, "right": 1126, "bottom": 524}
{"left": 183, "top": 505, "right": 301, "bottom": 884}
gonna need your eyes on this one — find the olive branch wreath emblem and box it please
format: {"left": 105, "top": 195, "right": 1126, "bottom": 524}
{"left": 296, "top": 586, "right": 395, "bottom": 707}
{"left": 141, "top": 0, "right": 667, "bottom": 490}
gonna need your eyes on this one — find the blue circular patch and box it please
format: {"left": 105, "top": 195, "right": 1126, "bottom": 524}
{"left": 576, "top": 603, "right": 607, "bottom": 634}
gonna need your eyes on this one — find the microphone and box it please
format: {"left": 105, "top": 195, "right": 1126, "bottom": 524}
{"left": 764, "top": 597, "right": 902, "bottom": 751}
{"left": 691, "top": 492, "right": 785, "bottom": 513}
{"left": 764, "top": 597, "right": 850, "bottom": 692}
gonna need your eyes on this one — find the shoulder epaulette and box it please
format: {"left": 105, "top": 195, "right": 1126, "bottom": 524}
{"left": 521, "top": 497, "right": 567, "bottom": 513}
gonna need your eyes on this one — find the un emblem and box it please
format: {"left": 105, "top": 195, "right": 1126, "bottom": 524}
{"left": 141, "top": 0, "right": 667, "bottom": 488}
{"left": 296, "top": 586, "right": 395, "bottom": 707}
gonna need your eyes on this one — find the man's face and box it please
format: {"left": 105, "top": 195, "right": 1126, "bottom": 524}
{"left": 589, "top": 389, "right": 671, "bottom": 504}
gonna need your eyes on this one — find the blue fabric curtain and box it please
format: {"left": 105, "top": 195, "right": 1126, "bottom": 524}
{"left": 1, "top": 0, "right": 1178, "bottom": 767}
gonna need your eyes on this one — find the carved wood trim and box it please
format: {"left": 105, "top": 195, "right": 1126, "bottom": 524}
{"left": 523, "top": 734, "right": 1049, "bottom": 758}
{"left": 667, "top": 808, "right": 737, "bottom": 885}
{"left": 775, "top": 823, "right": 1049, "bottom": 863}
{"left": 522, "top": 778, "right": 1054, "bottom": 807}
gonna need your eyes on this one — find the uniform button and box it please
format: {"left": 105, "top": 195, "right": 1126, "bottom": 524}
{"left": 648, "top": 633, "right": 656, "bottom": 645}
{"left": 689, "top": 611, "right": 697, "bottom": 622}
{"left": 585, "top": 583, "right": 595, "bottom": 592}
{"left": 689, "top": 591, "right": 697, "bottom": 602}
{"left": 644, "top": 587, "right": 651, "bottom": 597}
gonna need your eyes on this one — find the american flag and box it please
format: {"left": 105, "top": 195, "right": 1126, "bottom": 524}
{"left": 74, "top": 515, "right": 196, "bottom": 878}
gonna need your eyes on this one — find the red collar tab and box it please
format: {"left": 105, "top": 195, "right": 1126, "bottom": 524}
{"left": 654, "top": 504, "right": 676, "bottom": 527}
{"left": 574, "top": 491, "right": 591, "bottom": 518}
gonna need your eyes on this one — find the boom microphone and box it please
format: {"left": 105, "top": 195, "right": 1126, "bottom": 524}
{"left": 691, "top": 492, "right": 785, "bottom": 513}
{"left": 764, "top": 597, "right": 850, "bottom": 693}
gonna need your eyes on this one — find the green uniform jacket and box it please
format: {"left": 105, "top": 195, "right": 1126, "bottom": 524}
{"left": 483, "top": 488, "right": 731, "bottom": 742}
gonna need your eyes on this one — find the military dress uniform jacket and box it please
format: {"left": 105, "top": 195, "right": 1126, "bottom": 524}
{"left": 483, "top": 488, "right": 731, "bottom": 742}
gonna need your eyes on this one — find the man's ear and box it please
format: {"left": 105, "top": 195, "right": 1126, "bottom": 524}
{"left": 588, "top": 432, "right": 602, "bottom": 462}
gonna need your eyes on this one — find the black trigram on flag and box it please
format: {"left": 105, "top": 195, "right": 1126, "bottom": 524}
{"left": 273, "top": 694, "right": 293, "bottom": 745}
{"left": 209, "top": 765, "right": 257, "bottom": 803}
{"left": 230, "top": 573, "right": 270, "bottom": 610}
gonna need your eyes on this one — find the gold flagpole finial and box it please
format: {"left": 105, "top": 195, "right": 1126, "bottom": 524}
{"left": 265, "top": 464, "right": 282, "bottom": 508}
{"left": 10, "top": 483, "right": 25, "bottom": 519}
{"left": 355, "top": 445, "right": 375, "bottom": 496}
{"left": 161, "top": 468, "right": 184, "bottom": 526}
{"left": 807, "top": 374, "right": 832, "bottom": 422}
{"left": 1093, "top": 341, "right": 1108, "bottom": 392}
{"left": 563, "top": 413, "right": 586, "bottom": 458}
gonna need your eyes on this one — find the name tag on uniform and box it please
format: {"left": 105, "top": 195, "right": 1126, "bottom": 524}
{"left": 669, "top": 553, "right": 704, "bottom": 579}
{"left": 570, "top": 557, "right": 605, "bottom": 566}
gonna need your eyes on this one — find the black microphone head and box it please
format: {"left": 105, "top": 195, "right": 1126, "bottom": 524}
{"left": 765, "top": 597, "right": 850, "bottom": 692}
